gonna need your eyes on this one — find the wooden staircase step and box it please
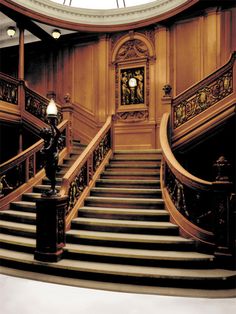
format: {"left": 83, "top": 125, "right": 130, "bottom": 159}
{"left": 112, "top": 156, "right": 162, "bottom": 161}
{"left": 10, "top": 201, "right": 36, "bottom": 212}
{"left": 105, "top": 165, "right": 160, "bottom": 173}
{"left": 42, "top": 177, "right": 63, "bottom": 185}
{"left": 71, "top": 217, "right": 178, "bottom": 235}
{"left": 66, "top": 230, "right": 194, "bottom": 250}
{"left": 85, "top": 196, "right": 164, "bottom": 209}
{"left": 100, "top": 171, "right": 160, "bottom": 180}
{"left": 78, "top": 206, "right": 169, "bottom": 221}
{"left": 0, "top": 233, "right": 35, "bottom": 253}
{"left": 0, "top": 210, "right": 36, "bottom": 224}
{"left": 90, "top": 187, "right": 162, "bottom": 198}
{"left": 64, "top": 243, "right": 215, "bottom": 268}
{"left": 95, "top": 179, "right": 160, "bottom": 188}
{"left": 0, "top": 220, "right": 36, "bottom": 238}
{"left": 33, "top": 185, "right": 61, "bottom": 193}
{"left": 1, "top": 249, "right": 235, "bottom": 289}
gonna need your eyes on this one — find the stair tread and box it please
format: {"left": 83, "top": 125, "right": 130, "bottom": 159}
{"left": 11, "top": 201, "right": 36, "bottom": 208}
{"left": 67, "top": 230, "right": 193, "bottom": 243}
{"left": 72, "top": 217, "right": 177, "bottom": 228}
{"left": 114, "top": 149, "right": 162, "bottom": 154}
{"left": 80, "top": 206, "right": 168, "bottom": 215}
{"left": 0, "top": 220, "right": 36, "bottom": 231}
{"left": 65, "top": 243, "right": 214, "bottom": 261}
{"left": 96, "top": 179, "right": 160, "bottom": 183}
{"left": 0, "top": 210, "right": 36, "bottom": 218}
{"left": 102, "top": 171, "right": 160, "bottom": 175}
{"left": 86, "top": 196, "right": 164, "bottom": 203}
{"left": 0, "top": 233, "right": 35, "bottom": 246}
{"left": 91, "top": 187, "right": 161, "bottom": 193}
{"left": 1, "top": 249, "right": 235, "bottom": 279}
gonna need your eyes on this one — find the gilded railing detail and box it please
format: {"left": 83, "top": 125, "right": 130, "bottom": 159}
{"left": 173, "top": 69, "right": 233, "bottom": 129}
{"left": 172, "top": 52, "right": 236, "bottom": 129}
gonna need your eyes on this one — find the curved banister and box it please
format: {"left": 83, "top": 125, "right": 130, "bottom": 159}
{"left": 160, "top": 112, "right": 212, "bottom": 191}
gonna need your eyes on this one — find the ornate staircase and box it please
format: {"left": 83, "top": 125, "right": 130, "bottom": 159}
{"left": 0, "top": 149, "right": 236, "bottom": 294}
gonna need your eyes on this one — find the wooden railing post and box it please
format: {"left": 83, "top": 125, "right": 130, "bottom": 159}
{"left": 34, "top": 195, "right": 68, "bottom": 262}
{"left": 161, "top": 84, "right": 172, "bottom": 113}
{"left": 62, "top": 93, "right": 74, "bottom": 153}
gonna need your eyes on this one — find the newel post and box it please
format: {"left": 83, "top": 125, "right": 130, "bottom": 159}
{"left": 34, "top": 195, "right": 68, "bottom": 262}
{"left": 212, "top": 156, "right": 235, "bottom": 268}
{"left": 62, "top": 93, "right": 74, "bottom": 153}
{"left": 161, "top": 84, "right": 172, "bottom": 112}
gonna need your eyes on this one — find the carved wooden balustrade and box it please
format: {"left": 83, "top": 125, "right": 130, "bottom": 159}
{"left": 0, "top": 72, "right": 18, "bottom": 105}
{"left": 59, "top": 116, "right": 113, "bottom": 228}
{"left": 25, "top": 87, "right": 63, "bottom": 124}
{"left": 160, "top": 113, "right": 235, "bottom": 267}
{"left": 0, "top": 120, "right": 68, "bottom": 208}
{"left": 171, "top": 52, "right": 236, "bottom": 145}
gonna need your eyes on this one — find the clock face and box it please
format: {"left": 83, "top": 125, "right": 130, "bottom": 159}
{"left": 128, "top": 77, "right": 137, "bottom": 87}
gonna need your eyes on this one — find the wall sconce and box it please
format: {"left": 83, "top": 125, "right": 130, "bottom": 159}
{"left": 7, "top": 26, "right": 16, "bottom": 37}
{"left": 51, "top": 29, "right": 61, "bottom": 39}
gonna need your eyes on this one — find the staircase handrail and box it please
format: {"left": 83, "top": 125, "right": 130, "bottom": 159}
{"left": 60, "top": 116, "right": 113, "bottom": 223}
{"left": 160, "top": 112, "right": 212, "bottom": 191}
{"left": 160, "top": 112, "right": 234, "bottom": 254}
{"left": 171, "top": 52, "right": 236, "bottom": 143}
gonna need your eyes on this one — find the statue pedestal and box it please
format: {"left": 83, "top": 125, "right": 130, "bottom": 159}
{"left": 34, "top": 195, "right": 68, "bottom": 262}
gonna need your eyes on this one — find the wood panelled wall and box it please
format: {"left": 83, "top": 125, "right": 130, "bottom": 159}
{"left": 1, "top": 6, "right": 235, "bottom": 149}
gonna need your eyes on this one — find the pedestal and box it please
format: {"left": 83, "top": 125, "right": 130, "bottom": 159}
{"left": 34, "top": 195, "right": 68, "bottom": 262}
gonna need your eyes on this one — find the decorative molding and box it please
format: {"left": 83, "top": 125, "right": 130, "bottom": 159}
{"left": 115, "top": 109, "right": 149, "bottom": 122}
{"left": 8, "top": 0, "right": 189, "bottom": 26}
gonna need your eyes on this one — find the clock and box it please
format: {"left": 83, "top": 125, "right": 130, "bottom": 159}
{"left": 128, "top": 77, "right": 137, "bottom": 88}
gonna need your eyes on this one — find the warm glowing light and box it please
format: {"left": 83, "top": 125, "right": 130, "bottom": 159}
{"left": 51, "top": 29, "right": 61, "bottom": 39}
{"left": 46, "top": 99, "right": 58, "bottom": 118}
{"left": 7, "top": 26, "right": 16, "bottom": 37}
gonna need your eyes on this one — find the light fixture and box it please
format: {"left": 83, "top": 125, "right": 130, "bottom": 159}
{"left": 51, "top": 29, "right": 61, "bottom": 39}
{"left": 46, "top": 98, "right": 58, "bottom": 119}
{"left": 7, "top": 26, "right": 16, "bottom": 38}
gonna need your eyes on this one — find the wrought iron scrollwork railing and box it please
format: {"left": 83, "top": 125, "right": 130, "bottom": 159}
{"left": 60, "top": 116, "right": 112, "bottom": 220}
{"left": 172, "top": 52, "right": 236, "bottom": 130}
{"left": 0, "top": 73, "right": 18, "bottom": 105}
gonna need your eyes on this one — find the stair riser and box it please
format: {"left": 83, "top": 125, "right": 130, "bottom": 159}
{"left": 0, "top": 227, "right": 35, "bottom": 239}
{"left": 42, "top": 178, "right": 62, "bottom": 185}
{"left": 22, "top": 195, "right": 42, "bottom": 202}
{"left": 90, "top": 191, "right": 162, "bottom": 199}
{"left": 109, "top": 161, "right": 161, "bottom": 167}
{"left": 64, "top": 251, "right": 213, "bottom": 269}
{"left": 105, "top": 167, "right": 160, "bottom": 173}
{"left": 66, "top": 235, "right": 195, "bottom": 251}
{"left": 1, "top": 257, "right": 233, "bottom": 290}
{"left": 0, "top": 214, "right": 35, "bottom": 225}
{"left": 78, "top": 212, "right": 169, "bottom": 222}
{"left": 70, "top": 224, "right": 179, "bottom": 236}
{"left": 100, "top": 175, "right": 160, "bottom": 180}
{"left": 84, "top": 200, "right": 164, "bottom": 210}
{"left": 0, "top": 241, "right": 35, "bottom": 254}
{"left": 95, "top": 182, "right": 160, "bottom": 189}
{"left": 10, "top": 204, "right": 36, "bottom": 213}
{"left": 113, "top": 154, "right": 161, "bottom": 159}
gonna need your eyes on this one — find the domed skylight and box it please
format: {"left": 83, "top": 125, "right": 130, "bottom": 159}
{"left": 50, "top": 0, "right": 155, "bottom": 10}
